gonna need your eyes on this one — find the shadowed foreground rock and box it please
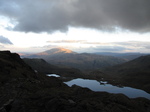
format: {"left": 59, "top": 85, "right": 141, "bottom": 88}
{"left": 0, "top": 51, "right": 150, "bottom": 112}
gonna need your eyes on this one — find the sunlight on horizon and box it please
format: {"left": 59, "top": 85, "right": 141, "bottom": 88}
{"left": 1, "top": 17, "right": 150, "bottom": 53}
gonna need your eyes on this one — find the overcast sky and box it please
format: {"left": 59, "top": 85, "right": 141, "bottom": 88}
{"left": 0, "top": 0, "right": 150, "bottom": 53}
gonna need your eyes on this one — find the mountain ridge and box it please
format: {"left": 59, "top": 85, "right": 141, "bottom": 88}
{"left": 94, "top": 52, "right": 149, "bottom": 61}
{"left": 36, "top": 47, "right": 76, "bottom": 56}
{"left": 101, "top": 55, "right": 150, "bottom": 93}
{"left": 23, "top": 48, "right": 126, "bottom": 71}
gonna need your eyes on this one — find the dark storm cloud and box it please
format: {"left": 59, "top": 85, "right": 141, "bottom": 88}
{"left": 0, "top": 36, "right": 13, "bottom": 44}
{"left": 0, "top": 0, "right": 150, "bottom": 33}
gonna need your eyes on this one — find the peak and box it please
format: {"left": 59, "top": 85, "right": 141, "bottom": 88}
{"left": 37, "top": 48, "right": 76, "bottom": 56}
{"left": 49, "top": 48, "right": 74, "bottom": 53}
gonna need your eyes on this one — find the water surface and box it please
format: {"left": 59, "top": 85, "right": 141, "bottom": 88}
{"left": 64, "top": 78, "right": 150, "bottom": 99}
{"left": 47, "top": 74, "right": 60, "bottom": 77}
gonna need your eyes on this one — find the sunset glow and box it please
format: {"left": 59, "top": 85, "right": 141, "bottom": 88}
{"left": 0, "top": 0, "right": 150, "bottom": 53}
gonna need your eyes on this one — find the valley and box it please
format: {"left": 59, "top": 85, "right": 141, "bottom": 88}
{"left": 1, "top": 1, "right": 150, "bottom": 112}
{"left": 22, "top": 48, "right": 150, "bottom": 94}
{"left": 0, "top": 49, "right": 150, "bottom": 112}
{"left": 23, "top": 48, "right": 126, "bottom": 71}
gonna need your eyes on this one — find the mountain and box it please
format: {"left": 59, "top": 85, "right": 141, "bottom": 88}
{"left": 24, "top": 48, "right": 126, "bottom": 71}
{"left": 0, "top": 51, "right": 36, "bottom": 81}
{"left": 101, "top": 55, "right": 150, "bottom": 93}
{"left": 25, "top": 48, "right": 76, "bottom": 58}
{"left": 39, "top": 47, "right": 76, "bottom": 55}
{"left": 0, "top": 50, "right": 150, "bottom": 112}
{"left": 94, "top": 52, "right": 149, "bottom": 61}
{"left": 23, "top": 58, "right": 83, "bottom": 78}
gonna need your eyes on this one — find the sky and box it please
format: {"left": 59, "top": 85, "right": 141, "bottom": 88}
{"left": 0, "top": 0, "right": 150, "bottom": 53}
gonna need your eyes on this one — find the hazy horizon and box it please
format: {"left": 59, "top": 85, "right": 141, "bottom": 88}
{"left": 6, "top": 47, "right": 149, "bottom": 55}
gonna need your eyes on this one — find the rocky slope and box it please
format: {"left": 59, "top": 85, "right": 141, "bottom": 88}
{"left": 23, "top": 58, "right": 83, "bottom": 78}
{"left": 0, "top": 51, "right": 150, "bottom": 112}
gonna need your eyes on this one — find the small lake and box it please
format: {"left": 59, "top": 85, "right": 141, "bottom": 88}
{"left": 47, "top": 74, "right": 60, "bottom": 77}
{"left": 64, "top": 78, "right": 150, "bottom": 99}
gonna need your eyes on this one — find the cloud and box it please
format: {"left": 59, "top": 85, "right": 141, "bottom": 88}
{"left": 0, "top": 45, "right": 4, "bottom": 48}
{"left": 47, "top": 40, "right": 86, "bottom": 43}
{"left": 46, "top": 40, "right": 150, "bottom": 53}
{"left": 92, "top": 46, "right": 130, "bottom": 52}
{"left": 111, "top": 41, "right": 150, "bottom": 53}
{"left": 0, "top": 0, "right": 150, "bottom": 33}
{"left": 71, "top": 45, "right": 130, "bottom": 53}
{"left": 76, "top": 41, "right": 150, "bottom": 53}
{"left": 114, "top": 41, "right": 150, "bottom": 48}
{"left": 0, "top": 35, "right": 13, "bottom": 44}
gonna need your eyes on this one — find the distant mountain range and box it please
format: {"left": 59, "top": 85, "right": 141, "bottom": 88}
{"left": 23, "top": 48, "right": 126, "bottom": 71}
{"left": 94, "top": 52, "right": 149, "bottom": 61}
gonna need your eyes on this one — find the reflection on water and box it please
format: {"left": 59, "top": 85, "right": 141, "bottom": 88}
{"left": 64, "top": 78, "right": 150, "bottom": 99}
{"left": 47, "top": 74, "right": 60, "bottom": 77}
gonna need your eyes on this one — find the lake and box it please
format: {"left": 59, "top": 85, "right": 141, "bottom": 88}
{"left": 64, "top": 78, "right": 150, "bottom": 99}
{"left": 47, "top": 74, "right": 60, "bottom": 77}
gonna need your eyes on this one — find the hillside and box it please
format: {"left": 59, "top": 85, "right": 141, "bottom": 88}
{"left": 24, "top": 48, "right": 126, "bottom": 71}
{"left": 101, "top": 55, "right": 150, "bottom": 93}
{"left": 23, "top": 58, "right": 83, "bottom": 78}
{"left": 0, "top": 50, "right": 150, "bottom": 112}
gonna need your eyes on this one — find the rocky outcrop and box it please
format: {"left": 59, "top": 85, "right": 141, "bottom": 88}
{"left": 0, "top": 51, "right": 150, "bottom": 112}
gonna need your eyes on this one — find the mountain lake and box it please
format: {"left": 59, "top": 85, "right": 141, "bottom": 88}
{"left": 47, "top": 74, "right": 150, "bottom": 99}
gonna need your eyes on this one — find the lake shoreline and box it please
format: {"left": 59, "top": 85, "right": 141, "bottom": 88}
{"left": 47, "top": 74, "right": 150, "bottom": 100}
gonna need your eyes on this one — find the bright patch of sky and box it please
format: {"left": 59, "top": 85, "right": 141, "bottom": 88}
{"left": 1, "top": 0, "right": 150, "bottom": 53}
{"left": 1, "top": 23, "right": 150, "bottom": 53}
